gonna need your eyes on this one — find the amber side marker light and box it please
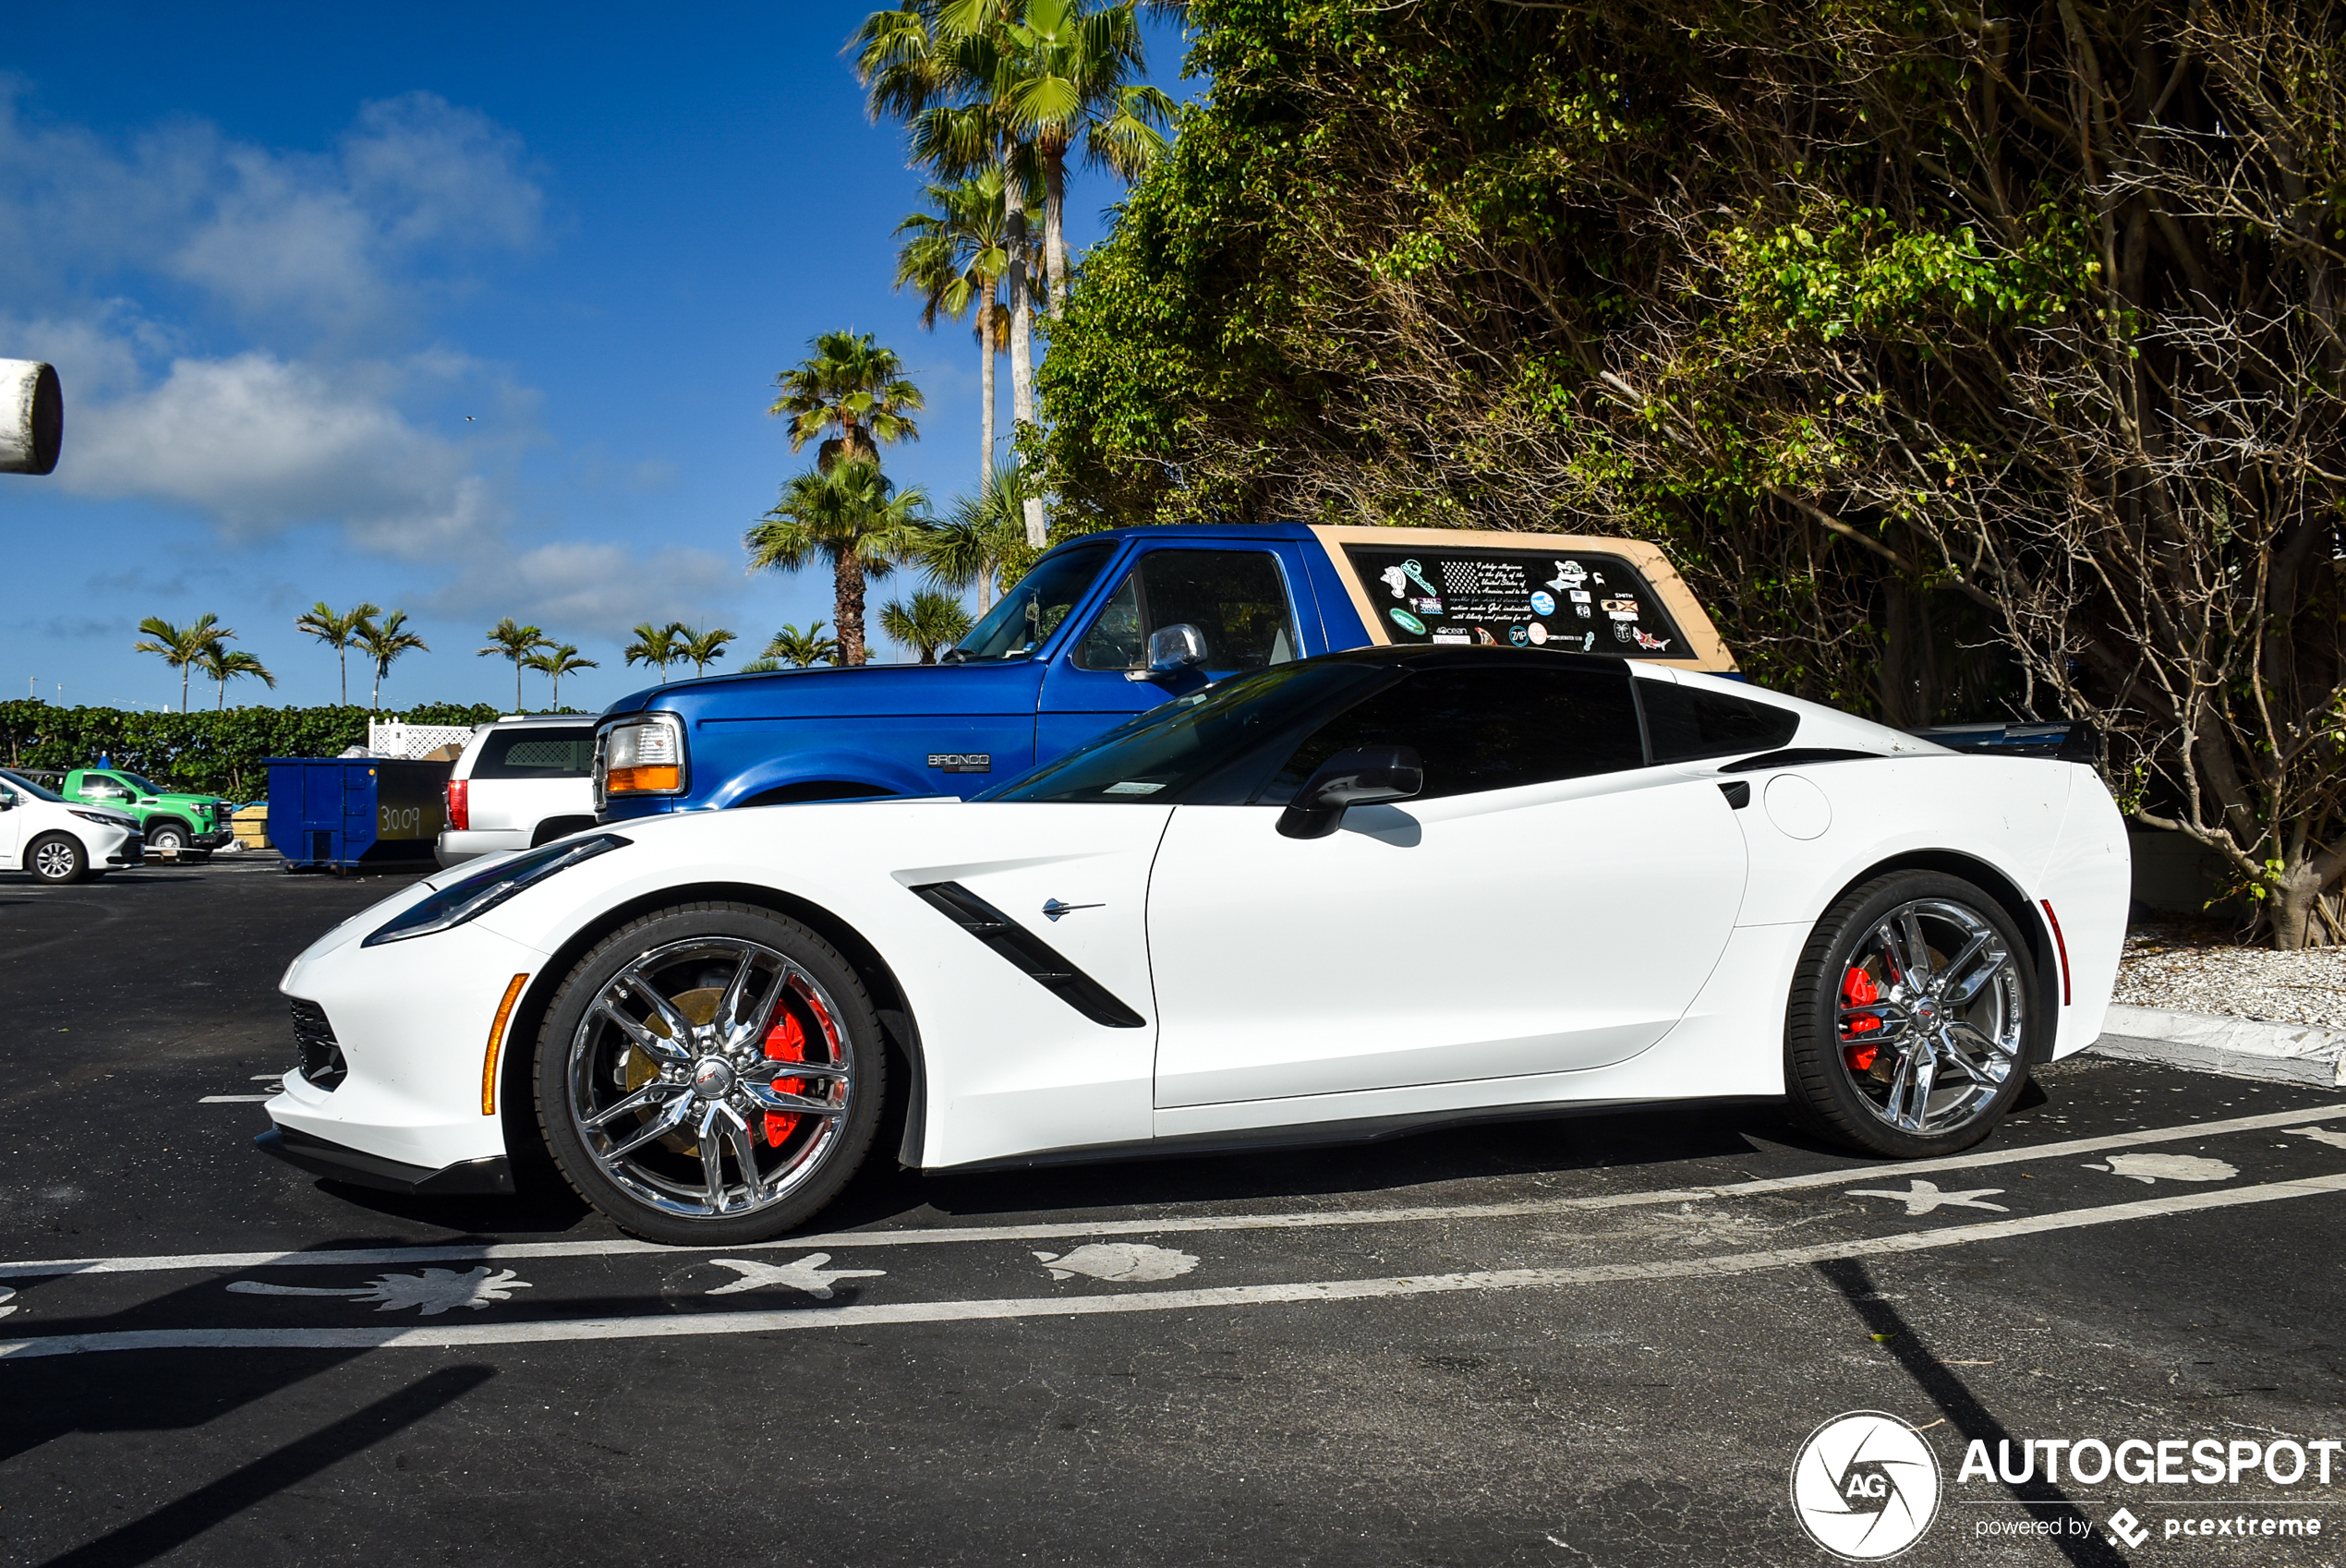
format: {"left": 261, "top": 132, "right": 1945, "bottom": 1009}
{"left": 483, "top": 972, "right": 531, "bottom": 1115}
{"left": 607, "top": 765, "right": 682, "bottom": 794}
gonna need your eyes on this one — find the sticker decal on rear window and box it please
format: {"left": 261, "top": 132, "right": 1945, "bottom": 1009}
{"left": 1345, "top": 545, "right": 1685, "bottom": 657}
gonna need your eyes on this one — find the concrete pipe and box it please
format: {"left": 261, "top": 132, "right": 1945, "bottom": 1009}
{"left": 1, "top": 360, "right": 63, "bottom": 476}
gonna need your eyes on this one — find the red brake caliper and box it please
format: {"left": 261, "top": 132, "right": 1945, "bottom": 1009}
{"left": 761, "top": 1006, "right": 808, "bottom": 1147}
{"left": 1841, "top": 966, "right": 1881, "bottom": 1072}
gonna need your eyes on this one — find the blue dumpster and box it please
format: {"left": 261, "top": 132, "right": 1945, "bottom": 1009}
{"left": 265, "top": 756, "right": 452, "bottom": 871}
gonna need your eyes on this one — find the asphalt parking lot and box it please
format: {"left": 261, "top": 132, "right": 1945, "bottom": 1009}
{"left": 2, "top": 857, "right": 2343, "bottom": 1567}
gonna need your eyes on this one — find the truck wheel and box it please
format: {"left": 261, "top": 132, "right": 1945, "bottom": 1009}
{"left": 147, "top": 822, "right": 188, "bottom": 855}
{"left": 26, "top": 834, "right": 87, "bottom": 886}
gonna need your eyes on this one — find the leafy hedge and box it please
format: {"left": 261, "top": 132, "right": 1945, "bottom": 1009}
{"left": 0, "top": 701, "right": 508, "bottom": 800}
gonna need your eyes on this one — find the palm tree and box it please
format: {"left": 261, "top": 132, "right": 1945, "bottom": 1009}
{"left": 762, "top": 621, "right": 840, "bottom": 669}
{"left": 857, "top": 4, "right": 1050, "bottom": 546}
{"left": 623, "top": 621, "right": 689, "bottom": 683}
{"left": 133, "top": 613, "right": 230, "bottom": 713}
{"left": 294, "top": 600, "right": 381, "bottom": 706}
{"left": 921, "top": 457, "right": 1030, "bottom": 612}
{"left": 745, "top": 461, "right": 928, "bottom": 666}
{"left": 768, "top": 331, "right": 924, "bottom": 475}
{"left": 197, "top": 646, "right": 277, "bottom": 709}
{"left": 1001, "top": 0, "right": 1173, "bottom": 316}
{"left": 681, "top": 627, "right": 738, "bottom": 677}
{"left": 897, "top": 170, "right": 1017, "bottom": 489}
{"left": 523, "top": 643, "right": 599, "bottom": 708}
{"left": 476, "top": 617, "right": 547, "bottom": 712}
{"left": 880, "top": 589, "right": 977, "bottom": 664}
{"left": 357, "top": 610, "right": 429, "bottom": 711}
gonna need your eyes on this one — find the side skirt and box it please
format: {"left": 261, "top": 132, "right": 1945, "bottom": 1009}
{"left": 928, "top": 1094, "right": 1784, "bottom": 1176}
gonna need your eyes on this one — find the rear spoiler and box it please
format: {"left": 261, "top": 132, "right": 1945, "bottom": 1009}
{"left": 1911, "top": 719, "right": 2098, "bottom": 763}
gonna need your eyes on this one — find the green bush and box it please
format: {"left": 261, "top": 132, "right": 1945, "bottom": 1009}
{"left": 0, "top": 701, "right": 507, "bottom": 801}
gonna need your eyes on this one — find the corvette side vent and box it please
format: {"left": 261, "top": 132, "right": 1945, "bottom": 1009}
{"left": 288, "top": 997, "right": 348, "bottom": 1091}
{"left": 909, "top": 882, "right": 1146, "bottom": 1030}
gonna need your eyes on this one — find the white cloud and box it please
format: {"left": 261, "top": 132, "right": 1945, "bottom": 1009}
{"left": 427, "top": 540, "right": 745, "bottom": 642}
{"left": 0, "top": 83, "right": 541, "bottom": 339}
{"left": 56, "top": 350, "right": 502, "bottom": 551}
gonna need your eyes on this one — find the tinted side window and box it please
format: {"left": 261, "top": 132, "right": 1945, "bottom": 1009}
{"left": 1076, "top": 549, "right": 1297, "bottom": 672}
{"left": 1639, "top": 681, "right": 1799, "bottom": 762}
{"left": 1262, "top": 666, "right": 1643, "bottom": 802}
{"left": 473, "top": 730, "right": 595, "bottom": 779}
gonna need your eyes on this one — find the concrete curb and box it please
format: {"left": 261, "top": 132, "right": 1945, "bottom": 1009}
{"left": 2087, "top": 1004, "right": 2346, "bottom": 1088}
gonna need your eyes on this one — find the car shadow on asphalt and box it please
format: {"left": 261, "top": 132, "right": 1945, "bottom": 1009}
{"left": 257, "top": 1078, "right": 2058, "bottom": 1248}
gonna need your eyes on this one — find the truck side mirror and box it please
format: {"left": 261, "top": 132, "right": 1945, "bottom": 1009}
{"left": 1276, "top": 744, "right": 1424, "bottom": 839}
{"left": 1141, "top": 622, "right": 1208, "bottom": 677}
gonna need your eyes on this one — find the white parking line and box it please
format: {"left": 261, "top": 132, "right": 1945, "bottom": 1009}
{"left": 3, "top": 1102, "right": 2340, "bottom": 1282}
{"left": 198, "top": 1096, "right": 273, "bottom": 1104}
{"left": 6, "top": 1170, "right": 2342, "bottom": 1359}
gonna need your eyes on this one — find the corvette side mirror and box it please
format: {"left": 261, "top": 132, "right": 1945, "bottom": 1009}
{"left": 1131, "top": 622, "right": 1208, "bottom": 682}
{"left": 1276, "top": 744, "right": 1424, "bottom": 839}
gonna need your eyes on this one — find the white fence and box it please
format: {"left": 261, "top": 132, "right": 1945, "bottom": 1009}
{"left": 368, "top": 719, "right": 480, "bottom": 759}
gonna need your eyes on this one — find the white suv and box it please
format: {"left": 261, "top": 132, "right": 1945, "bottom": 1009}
{"left": 0, "top": 768, "right": 143, "bottom": 884}
{"left": 435, "top": 717, "right": 599, "bottom": 868}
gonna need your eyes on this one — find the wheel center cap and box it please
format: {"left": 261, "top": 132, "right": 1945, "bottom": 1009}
{"left": 691, "top": 1056, "right": 736, "bottom": 1099}
{"left": 1912, "top": 998, "right": 1941, "bottom": 1028}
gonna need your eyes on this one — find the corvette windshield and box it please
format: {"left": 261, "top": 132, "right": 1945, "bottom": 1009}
{"left": 946, "top": 542, "right": 1116, "bottom": 662}
{"left": 0, "top": 768, "right": 63, "bottom": 802}
{"left": 981, "top": 661, "right": 1393, "bottom": 804}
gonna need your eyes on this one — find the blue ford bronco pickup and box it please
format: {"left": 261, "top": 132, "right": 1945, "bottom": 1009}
{"left": 592, "top": 522, "right": 1739, "bottom": 820}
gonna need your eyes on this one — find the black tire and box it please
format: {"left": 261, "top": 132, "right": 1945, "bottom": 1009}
{"left": 535, "top": 900, "right": 887, "bottom": 1245}
{"left": 146, "top": 821, "right": 189, "bottom": 854}
{"left": 25, "top": 833, "right": 87, "bottom": 886}
{"left": 1784, "top": 870, "right": 2039, "bottom": 1159}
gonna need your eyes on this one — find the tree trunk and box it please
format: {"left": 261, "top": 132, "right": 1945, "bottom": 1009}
{"left": 338, "top": 647, "right": 348, "bottom": 706}
{"left": 836, "top": 552, "right": 869, "bottom": 667}
{"left": 512, "top": 660, "right": 521, "bottom": 714}
{"left": 981, "top": 295, "right": 998, "bottom": 496}
{"left": 181, "top": 664, "right": 188, "bottom": 714}
{"left": 1043, "top": 145, "right": 1070, "bottom": 317}
{"left": 1003, "top": 158, "right": 1047, "bottom": 549}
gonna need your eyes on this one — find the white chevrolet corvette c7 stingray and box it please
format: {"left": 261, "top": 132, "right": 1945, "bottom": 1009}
{"left": 259, "top": 645, "right": 2130, "bottom": 1244}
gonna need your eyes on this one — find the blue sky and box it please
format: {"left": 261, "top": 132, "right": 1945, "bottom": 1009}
{"left": 0, "top": 3, "right": 1193, "bottom": 713}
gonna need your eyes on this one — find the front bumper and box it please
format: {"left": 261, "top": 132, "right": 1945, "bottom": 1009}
{"left": 256, "top": 1123, "right": 513, "bottom": 1195}
{"left": 103, "top": 838, "right": 145, "bottom": 868}
{"left": 263, "top": 918, "right": 543, "bottom": 1176}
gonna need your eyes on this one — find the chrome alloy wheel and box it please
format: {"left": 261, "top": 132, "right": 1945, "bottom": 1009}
{"left": 565, "top": 935, "right": 854, "bottom": 1220}
{"left": 1834, "top": 898, "right": 2026, "bottom": 1137}
{"left": 30, "top": 838, "right": 80, "bottom": 883}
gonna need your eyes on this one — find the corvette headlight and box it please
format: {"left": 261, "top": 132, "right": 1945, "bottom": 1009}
{"left": 363, "top": 834, "right": 630, "bottom": 947}
{"left": 599, "top": 713, "right": 686, "bottom": 798}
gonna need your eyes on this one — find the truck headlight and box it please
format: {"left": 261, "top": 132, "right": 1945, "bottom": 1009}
{"left": 598, "top": 713, "right": 687, "bottom": 799}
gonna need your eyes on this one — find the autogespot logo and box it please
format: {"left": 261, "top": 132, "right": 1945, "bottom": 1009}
{"left": 1792, "top": 1412, "right": 1943, "bottom": 1560}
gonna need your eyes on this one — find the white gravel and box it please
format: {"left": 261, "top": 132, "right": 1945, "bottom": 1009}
{"left": 2114, "top": 925, "right": 2346, "bottom": 1028}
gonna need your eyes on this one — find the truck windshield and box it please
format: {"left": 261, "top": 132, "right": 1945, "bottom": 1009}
{"left": 109, "top": 772, "right": 161, "bottom": 794}
{"left": 980, "top": 660, "right": 1394, "bottom": 804}
{"left": 945, "top": 542, "right": 1118, "bottom": 662}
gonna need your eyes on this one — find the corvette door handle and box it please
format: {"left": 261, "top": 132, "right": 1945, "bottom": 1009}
{"left": 1041, "top": 899, "right": 1103, "bottom": 921}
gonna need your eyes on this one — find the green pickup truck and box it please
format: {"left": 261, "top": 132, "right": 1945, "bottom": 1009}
{"left": 62, "top": 768, "right": 235, "bottom": 857}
